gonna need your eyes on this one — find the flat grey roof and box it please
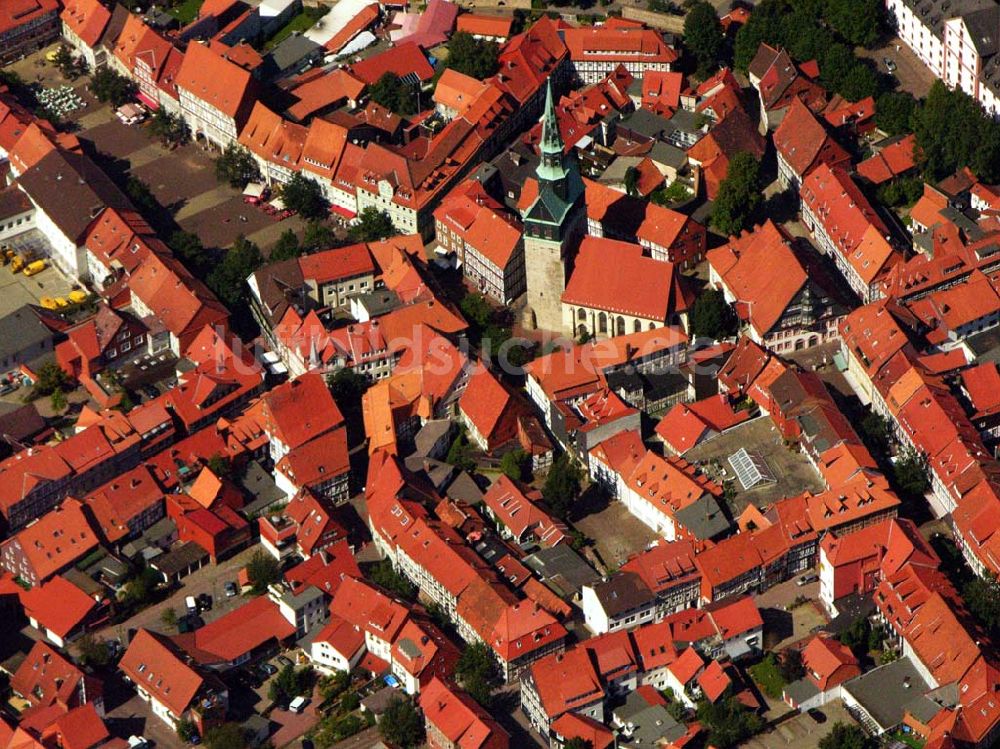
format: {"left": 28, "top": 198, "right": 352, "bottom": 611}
{"left": 842, "top": 656, "right": 939, "bottom": 731}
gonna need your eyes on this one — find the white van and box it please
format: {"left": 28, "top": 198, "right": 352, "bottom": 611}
{"left": 288, "top": 696, "right": 308, "bottom": 714}
{"left": 185, "top": 595, "right": 197, "bottom": 613}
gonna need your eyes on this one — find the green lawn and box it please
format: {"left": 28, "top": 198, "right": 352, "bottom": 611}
{"left": 167, "top": 0, "right": 203, "bottom": 24}
{"left": 265, "top": 6, "right": 329, "bottom": 49}
{"left": 890, "top": 731, "right": 925, "bottom": 749}
{"left": 748, "top": 656, "right": 786, "bottom": 699}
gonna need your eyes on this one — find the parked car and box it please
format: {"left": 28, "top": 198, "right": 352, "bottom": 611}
{"left": 260, "top": 663, "right": 278, "bottom": 676}
{"left": 884, "top": 57, "right": 897, "bottom": 72}
{"left": 797, "top": 573, "right": 819, "bottom": 586}
{"left": 224, "top": 581, "right": 238, "bottom": 598}
{"left": 288, "top": 696, "right": 308, "bottom": 714}
{"left": 127, "top": 736, "right": 148, "bottom": 749}
{"left": 276, "top": 655, "right": 294, "bottom": 669}
{"left": 185, "top": 595, "right": 198, "bottom": 613}
{"left": 197, "top": 593, "right": 213, "bottom": 612}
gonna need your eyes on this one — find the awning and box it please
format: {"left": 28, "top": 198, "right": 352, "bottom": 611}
{"left": 136, "top": 91, "right": 159, "bottom": 111}
{"left": 269, "top": 197, "right": 286, "bottom": 210}
{"left": 243, "top": 182, "right": 265, "bottom": 199}
{"left": 329, "top": 204, "right": 356, "bottom": 219}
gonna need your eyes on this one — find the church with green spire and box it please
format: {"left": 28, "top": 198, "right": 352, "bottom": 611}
{"left": 521, "top": 80, "right": 585, "bottom": 332}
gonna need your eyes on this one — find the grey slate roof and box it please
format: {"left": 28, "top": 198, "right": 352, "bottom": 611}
{"left": 841, "top": 656, "right": 940, "bottom": 732}
{"left": 673, "top": 493, "right": 731, "bottom": 540}
{"left": 0, "top": 306, "right": 55, "bottom": 363}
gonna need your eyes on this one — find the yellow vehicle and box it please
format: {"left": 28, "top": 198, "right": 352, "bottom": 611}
{"left": 39, "top": 297, "right": 58, "bottom": 310}
{"left": 45, "top": 49, "right": 59, "bottom": 63}
{"left": 23, "top": 260, "right": 47, "bottom": 276}
{"left": 10, "top": 255, "right": 25, "bottom": 273}
{"left": 68, "top": 289, "right": 88, "bottom": 304}
{"left": 54, "top": 297, "right": 69, "bottom": 308}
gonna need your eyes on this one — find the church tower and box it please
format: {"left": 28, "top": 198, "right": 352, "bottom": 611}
{"left": 522, "top": 80, "right": 585, "bottom": 333}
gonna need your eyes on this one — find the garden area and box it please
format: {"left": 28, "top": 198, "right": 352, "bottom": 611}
{"left": 265, "top": 6, "right": 330, "bottom": 49}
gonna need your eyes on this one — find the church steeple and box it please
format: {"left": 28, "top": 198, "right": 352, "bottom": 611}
{"left": 536, "top": 80, "right": 569, "bottom": 186}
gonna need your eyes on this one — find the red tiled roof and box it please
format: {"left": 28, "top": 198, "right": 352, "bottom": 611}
{"left": 119, "top": 629, "right": 204, "bottom": 717}
{"left": 459, "top": 367, "right": 520, "bottom": 447}
{"left": 175, "top": 41, "right": 254, "bottom": 119}
{"left": 60, "top": 0, "right": 110, "bottom": 47}
{"left": 527, "top": 647, "right": 603, "bottom": 721}
{"left": 349, "top": 42, "right": 434, "bottom": 85}
{"left": 259, "top": 373, "right": 344, "bottom": 450}
{"left": 21, "top": 575, "right": 96, "bottom": 639}
{"left": 419, "top": 677, "right": 510, "bottom": 749}
{"left": 2, "top": 498, "right": 99, "bottom": 582}
{"left": 773, "top": 97, "right": 850, "bottom": 179}
{"left": 562, "top": 236, "right": 691, "bottom": 321}
{"left": 186, "top": 595, "right": 295, "bottom": 663}
{"left": 456, "top": 13, "right": 512, "bottom": 38}
{"left": 562, "top": 25, "right": 677, "bottom": 65}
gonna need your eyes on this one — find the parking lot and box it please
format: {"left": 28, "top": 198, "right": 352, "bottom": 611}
{"left": 857, "top": 36, "right": 937, "bottom": 99}
{"left": 573, "top": 495, "right": 659, "bottom": 570}
{"left": 754, "top": 576, "right": 830, "bottom": 651}
{"left": 0, "top": 243, "right": 78, "bottom": 318}
{"left": 744, "top": 699, "right": 858, "bottom": 749}
{"left": 5, "top": 47, "right": 313, "bottom": 255}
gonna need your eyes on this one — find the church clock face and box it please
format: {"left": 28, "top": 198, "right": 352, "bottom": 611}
{"left": 378, "top": 179, "right": 394, "bottom": 199}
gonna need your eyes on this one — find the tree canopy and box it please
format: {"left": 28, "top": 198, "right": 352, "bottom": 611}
{"left": 543, "top": 453, "right": 582, "bottom": 519}
{"left": 456, "top": 642, "right": 500, "bottom": 707}
{"left": 444, "top": 31, "right": 500, "bottom": 79}
{"left": 207, "top": 235, "right": 264, "bottom": 310}
{"left": 696, "top": 696, "right": 764, "bottom": 748}
{"left": 91, "top": 67, "right": 137, "bottom": 107}
{"left": 379, "top": 697, "right": 424, "bottom": 748}
{"left": 368, "top": 72, "right": 417, "bottom": 115}
{"left": 214, "top": 143, "right": 260, "bottom": 188}
{"left": 818, "top": 722, "right": 876, "bottom": 749}
{"left": 246, "top": 549, "right": 281, "bottom": 594}
{"left": 912, "top": 80, "right": 1000, "bottom": 183}
{"left": 349, "top": 207, "right": 395, "bottom": 242}
{"left": 874, "top": 90, "right": 917, "bottom": 137}
{"left": 500, "top": 449, "right": 531, "bottom": 482}
{"left": 281, "top": 173, "right": 328, "bottom": 221}
{"left": 370, "top": 558, "right": 417, "bottom": 601}
{"left": 710, "top": 151, "right": 762, "bottom": 236}
{"left": 733, "top": 0, "right": 885, "bottom": 102}
{"left": 683, "top": 1, "right": 725, "bottom": 76}
{"left": 690, "top": 288, "right": 738, "bottom": 341}
{"left": 964, "top": 574, "right": 1000, "bottom": 634}
{"left": 203, "top": 723, "right": 247, "bottom": 749}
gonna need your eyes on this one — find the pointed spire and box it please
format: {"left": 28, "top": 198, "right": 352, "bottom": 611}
{"left": 540, "top": 79, "right": 563, "bottom": 156}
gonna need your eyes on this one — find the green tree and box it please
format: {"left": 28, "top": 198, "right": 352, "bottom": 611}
{"left": 876, "top": 176, "right": 923, "bottom": 208}
{"left": 912, "top": 79, "right": 1000, "bottom": 182}
{"left": 122, "top": 566, "right": 161, "bottom": 608}
{"left": 445, "top": 31, "right": 500, "bottom": 79}
{"left": 370, "top": 558, "right": 417, "bottom": 600}
{"left": 53, "top": 45, "right": 79, "bottom": 79}
{"left": 76, "top": 634, "right": 111, "bottom": 667}
{"left": 379, "top": 697, "right": 424, "bottom": 748}
{"left": 964, "top": 574, "right": 1000, "bottom": 633}
{"left": 779, "top": 648, "right": 805, "bottom": 682}
{"left": 169, "top": 231, "right": 208, "bottom": 273}
{"left": 91, "top": 67, "right": 137, "bottom": 107}
{"left": 125, "top": 176, "right": 158, "bottom": 215}
{"left": 176, "top": 720, "right": 199, "bottom": 743}
{"left": 500, "top": 449, "right": 530, "bottom": 482}
{"left": 456, "top": 642, "right": 499, "bottom": 707}
{"left": 269, "top": 665, "right": 312, "bottom": 704}
{"left": 711, "top": 151, "right": 762, "bottom": 236}
{"left": 875, "top": 91, "right": 918, "bottom": 137}
{"left": 892, "top": 447, "right": 930, "bottom": 500}
{"left": 684, "top": 1, "right": 725, "bottom": 76}
{"left": 818, "top": 722, "right": 876, "bottom": 749}
{"left": 302, "top": 221, "right": 338, "bottom": 252}
{"left": 563, "top": 739, "right": 594, "bottom": 749}
{"left": 206, "top": 453, "right": 231, "bottom": 479}
{"left": 214, "top": 143, "right": 260, "bottom": 188}
{"left": 149, "top": 107, "right": 189, "bottom": 146}
{"left": 824, "top": 0, "right": 882, "bottom": 48}
{"left": 623, "top": 166, "right": 640, "bottom": 197}
{"left": 269, "top": 229, "right": 302, "bottom": 262}
{"left": 203, "top": 723, "right": 247, "bottom": 749}
{"left": 445, "top": 432, "right": 477, "bottom": 472}
{"left": 281, "top": 173, "right": 328, "bottom": 221}
{"left": 689, "top": 288, "right": 738, "bottom": 341}
{"left": 161, "top": 607, "right": 179, "bottom": 629}
{"left": 368, "top": 72, "right": 417, "bottom": 115}
{"left": 207, "top": 235, "right": 264, "bottom": 309}
{"left": 348, "top": 207, "right": 395, "bottom": 242}
{"left": 32, "top": 360, "right": 70, "bottom": 398}
{"left": 50, "top": 389, "right": 67, "bottom": 413}
{"left": 542, "top": 453, "right": 582, "bottom": 519}
{"left": 246, "top": 549, "right": 281, "bottom": 594}
{"left": 839, "top": 615, "right": 871, "bottom": 656}
{"left": 327, "top": 368, "right": 370, "bottom": 419}
{"left": 696, "top": 696, "right": 764, "bottom": 748}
